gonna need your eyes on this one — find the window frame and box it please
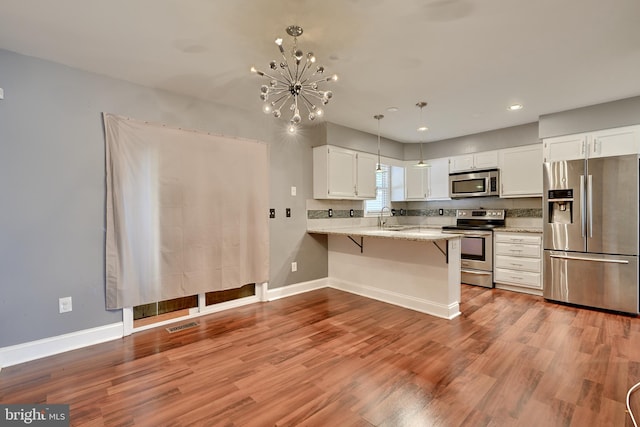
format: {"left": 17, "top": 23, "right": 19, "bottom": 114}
{"left": 364, "top": 162, "right": 392, "bottom": 217}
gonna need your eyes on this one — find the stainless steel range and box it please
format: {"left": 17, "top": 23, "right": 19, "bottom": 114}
{"left": 442, "top": 209, "right": 505, "bottom": 288}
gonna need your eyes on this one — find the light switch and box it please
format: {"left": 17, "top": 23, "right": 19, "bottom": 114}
{"left": 291, "top": 186, "right": 297, "bottom": 196}
{"left": 0, "top": 88, "right": 4, "bottom": 100}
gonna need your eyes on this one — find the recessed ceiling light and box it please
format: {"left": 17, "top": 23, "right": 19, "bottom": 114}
{"left": 508, "top": 103, "right": 523, "bottom": 111}
{"left": 417, "top": 126, "right": 429, "bottom": 132}
{"left": 386, "top": 107, "right": 399, "bottom": 112}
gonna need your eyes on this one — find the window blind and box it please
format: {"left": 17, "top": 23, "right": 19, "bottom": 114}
{"left": 365, "top": 164, "right": 390, "bottom": 215}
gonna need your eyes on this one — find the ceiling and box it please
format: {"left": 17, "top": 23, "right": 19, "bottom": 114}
{"left": 1, "top": 0, "right": 639, "bottom": 143}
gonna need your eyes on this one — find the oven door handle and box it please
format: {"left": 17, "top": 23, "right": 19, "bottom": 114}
{"left": 461, "top": 269, "right": 492, "bottom": 275}
{"left": 458, "top": 232, "right": 492, "bottom": 237}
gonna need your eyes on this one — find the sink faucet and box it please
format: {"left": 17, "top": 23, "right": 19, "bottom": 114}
{"left": 378, "top": 206, "right": 392, "bottom": 229}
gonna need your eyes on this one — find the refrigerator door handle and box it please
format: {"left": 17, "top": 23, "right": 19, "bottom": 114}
{"left": 588, "top": 175, "right": 593, "bottom": 238}
{"left": 580, "top": 175, "right": 586, "bottom": 237}
{"left": 549, "top": 253, "right": 629, "bottom": 264}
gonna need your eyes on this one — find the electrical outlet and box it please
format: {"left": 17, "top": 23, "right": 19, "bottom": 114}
{"left": 59, "top": 297, "right": 72, "bottom": 313}
{"left": 349, "top": 209, "right": 354, "bottom": 217}
{"left": 291, "top": 262, "right": 297, "bottom": 272}
{"left": 286, "top": 208, "right": 291, "bottom": 218}
{"left": 328, "top": 208, "right": 333, "bottom": 218}
{"left": 269, "top": 208, "right": 276, "bottom": 219}
{"left": 439, "top": 209, "right": 444, "bottom": 216}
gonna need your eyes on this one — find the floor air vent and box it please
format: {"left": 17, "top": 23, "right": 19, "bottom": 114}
{"left": 166, "top": 321, "right": 199, "bottom": 333}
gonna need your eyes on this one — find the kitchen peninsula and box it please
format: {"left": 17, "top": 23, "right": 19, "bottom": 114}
{"left": 307, "top": 226, "right": 462, "bottom": 319}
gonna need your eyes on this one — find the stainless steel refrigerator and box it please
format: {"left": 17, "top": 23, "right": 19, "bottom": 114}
{"left": 543, "top": 154, "right": 639, "bottom": 314}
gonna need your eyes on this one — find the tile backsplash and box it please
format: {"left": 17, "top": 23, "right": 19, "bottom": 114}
{"left": 307, "top": 198, "right": 543, "bottom": 229}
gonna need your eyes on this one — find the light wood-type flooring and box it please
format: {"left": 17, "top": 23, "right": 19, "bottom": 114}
{"left": 2, "top": 285, "right": 640, "bottom": 426}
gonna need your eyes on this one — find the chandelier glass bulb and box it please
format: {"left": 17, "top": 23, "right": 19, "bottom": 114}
{"left": 251, "top": 25, "right": 337, "bottom": 133}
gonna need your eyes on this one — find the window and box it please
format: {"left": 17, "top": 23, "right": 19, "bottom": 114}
{"left": 365, "top": 163, "right": 391, "bottom": 216}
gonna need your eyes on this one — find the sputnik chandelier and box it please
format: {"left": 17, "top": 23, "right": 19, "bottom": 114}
{"left": 251, "top": 25, "right": 338, "bottom": 133}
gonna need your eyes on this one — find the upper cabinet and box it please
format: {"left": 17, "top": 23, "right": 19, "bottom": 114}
{"left": 426, "top": 157, "right": 451, "bottom": 200}
{"left": 397, "top": 157, "right": 451, "bottom": 201}
{"left": 590, "top": 126, "right": 640, "bottom": 158}
{"left": 499, "top": 144, "right": 543, "bottom": 198}
{"left": 449, "top": 150, "right": 499, "bottom": 173}
{"left": 404, "top": 162, "right": 428, "bottom": 200}
{"left": 313, "top": 145, "right": 377, "bottom": 199}
{"left": 542, "top": 125, "right": 640, "bottom": 162}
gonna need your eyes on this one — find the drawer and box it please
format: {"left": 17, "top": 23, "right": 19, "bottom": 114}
{"left": 495, "top": 233, "right": 541, "bottom": 245}
{"left": 495, "top": 255, "right": 541, "bottom": 273}
{"left": 495, "top": 242, "right": 541, "bottom": 258}
{"left": 495, "top": 268, "right": 542, "bottom": 289}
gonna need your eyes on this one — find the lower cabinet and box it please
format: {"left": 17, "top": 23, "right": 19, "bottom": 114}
{"left": 494, "top": 232, "right": 542, "bottom": 295}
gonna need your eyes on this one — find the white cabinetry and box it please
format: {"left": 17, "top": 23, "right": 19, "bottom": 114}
{"left": 494, "top": 232, "right": 542, "bottom": 295}
{"left": 405, "top": 162, "right": 428, "bottom": 200}
{"left": 542, "top": 124, "right": 640, "bottom": 162}
{"left": 400, "top": 157, "right": 451, "bottom": 201}
{"left": 313, "top": 145, "right": 377, "bottom": 199}
{"left": 449, "top": 150, "right": 499, "bottom": 173}
{"left": 590, "top": 126, "right": 640, "bottom": 158}
{"left": 498, "top": 144, "right": 543, "bottom": 197}
{"left": 426, "top": 157, "right": 451, "bottom": 200}
{"left": 356, "top": 152, "right": 378, "bottom": 198}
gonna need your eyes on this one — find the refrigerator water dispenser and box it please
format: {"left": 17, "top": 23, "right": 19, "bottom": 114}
{"left": 547, "top": 189, "right": 574, "bottom": 224}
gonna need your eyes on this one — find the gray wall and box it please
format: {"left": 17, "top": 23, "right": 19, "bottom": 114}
{"left": 409, "top": 122, "right": 540, "bottom": 160}
{"left": 0, "top": 49, "right": 326, "bottom": 347}
{"left": 539, "top": 95, "right": 640, "bottom": 139}
{"left": 324, "top": 122, "right": 405, "bottom": 160}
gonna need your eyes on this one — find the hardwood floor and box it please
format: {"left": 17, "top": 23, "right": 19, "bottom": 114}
{"left": 2, "top": 285, "right": 640, "bottom": 426}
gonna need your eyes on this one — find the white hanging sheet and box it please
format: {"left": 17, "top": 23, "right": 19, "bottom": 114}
{"left": 104, "top": 113, "right": 269, "bottom": 309}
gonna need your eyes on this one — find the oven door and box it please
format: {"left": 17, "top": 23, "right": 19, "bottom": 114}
{"left": 459, "top": 231, "right": 494, "bottom": 288}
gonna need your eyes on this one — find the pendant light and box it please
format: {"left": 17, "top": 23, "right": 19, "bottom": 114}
{"left": 374, "top": 114, "right": 384, "bottom": 174}
{"left": 415, "top": 101, "right": 429, "bottom": 168}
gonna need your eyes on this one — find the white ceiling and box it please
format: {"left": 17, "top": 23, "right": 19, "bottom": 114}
{"left": 1, "top": 0, "right": 639, "bottom": 143}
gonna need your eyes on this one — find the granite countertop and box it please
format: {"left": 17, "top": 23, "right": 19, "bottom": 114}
{"left": 307, "top": 225, "right": 462, "bottom": 242}
{"left": 493, "top": 227, "right": 543, "bottom": 234}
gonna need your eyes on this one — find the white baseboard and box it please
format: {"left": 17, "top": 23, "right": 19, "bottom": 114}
{"left": 0, "top": 277, "right": 461, "bottom": 369}
{"left": 0, "top": 323, "right": 123, "bottom": 368}
{"left": 266, "top": 278, "right": 329, "bottom": 301}
{"left": 329, "top": 278, "right": 461, "bottom": 320}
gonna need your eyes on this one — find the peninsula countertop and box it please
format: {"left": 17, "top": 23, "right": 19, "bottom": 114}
{"left": 307, "top": 225, "right": 463, "bottom": 242}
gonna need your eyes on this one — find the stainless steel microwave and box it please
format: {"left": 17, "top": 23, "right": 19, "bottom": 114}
{"left": 449, "top": 169, "right": 500, "bottom": 198}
